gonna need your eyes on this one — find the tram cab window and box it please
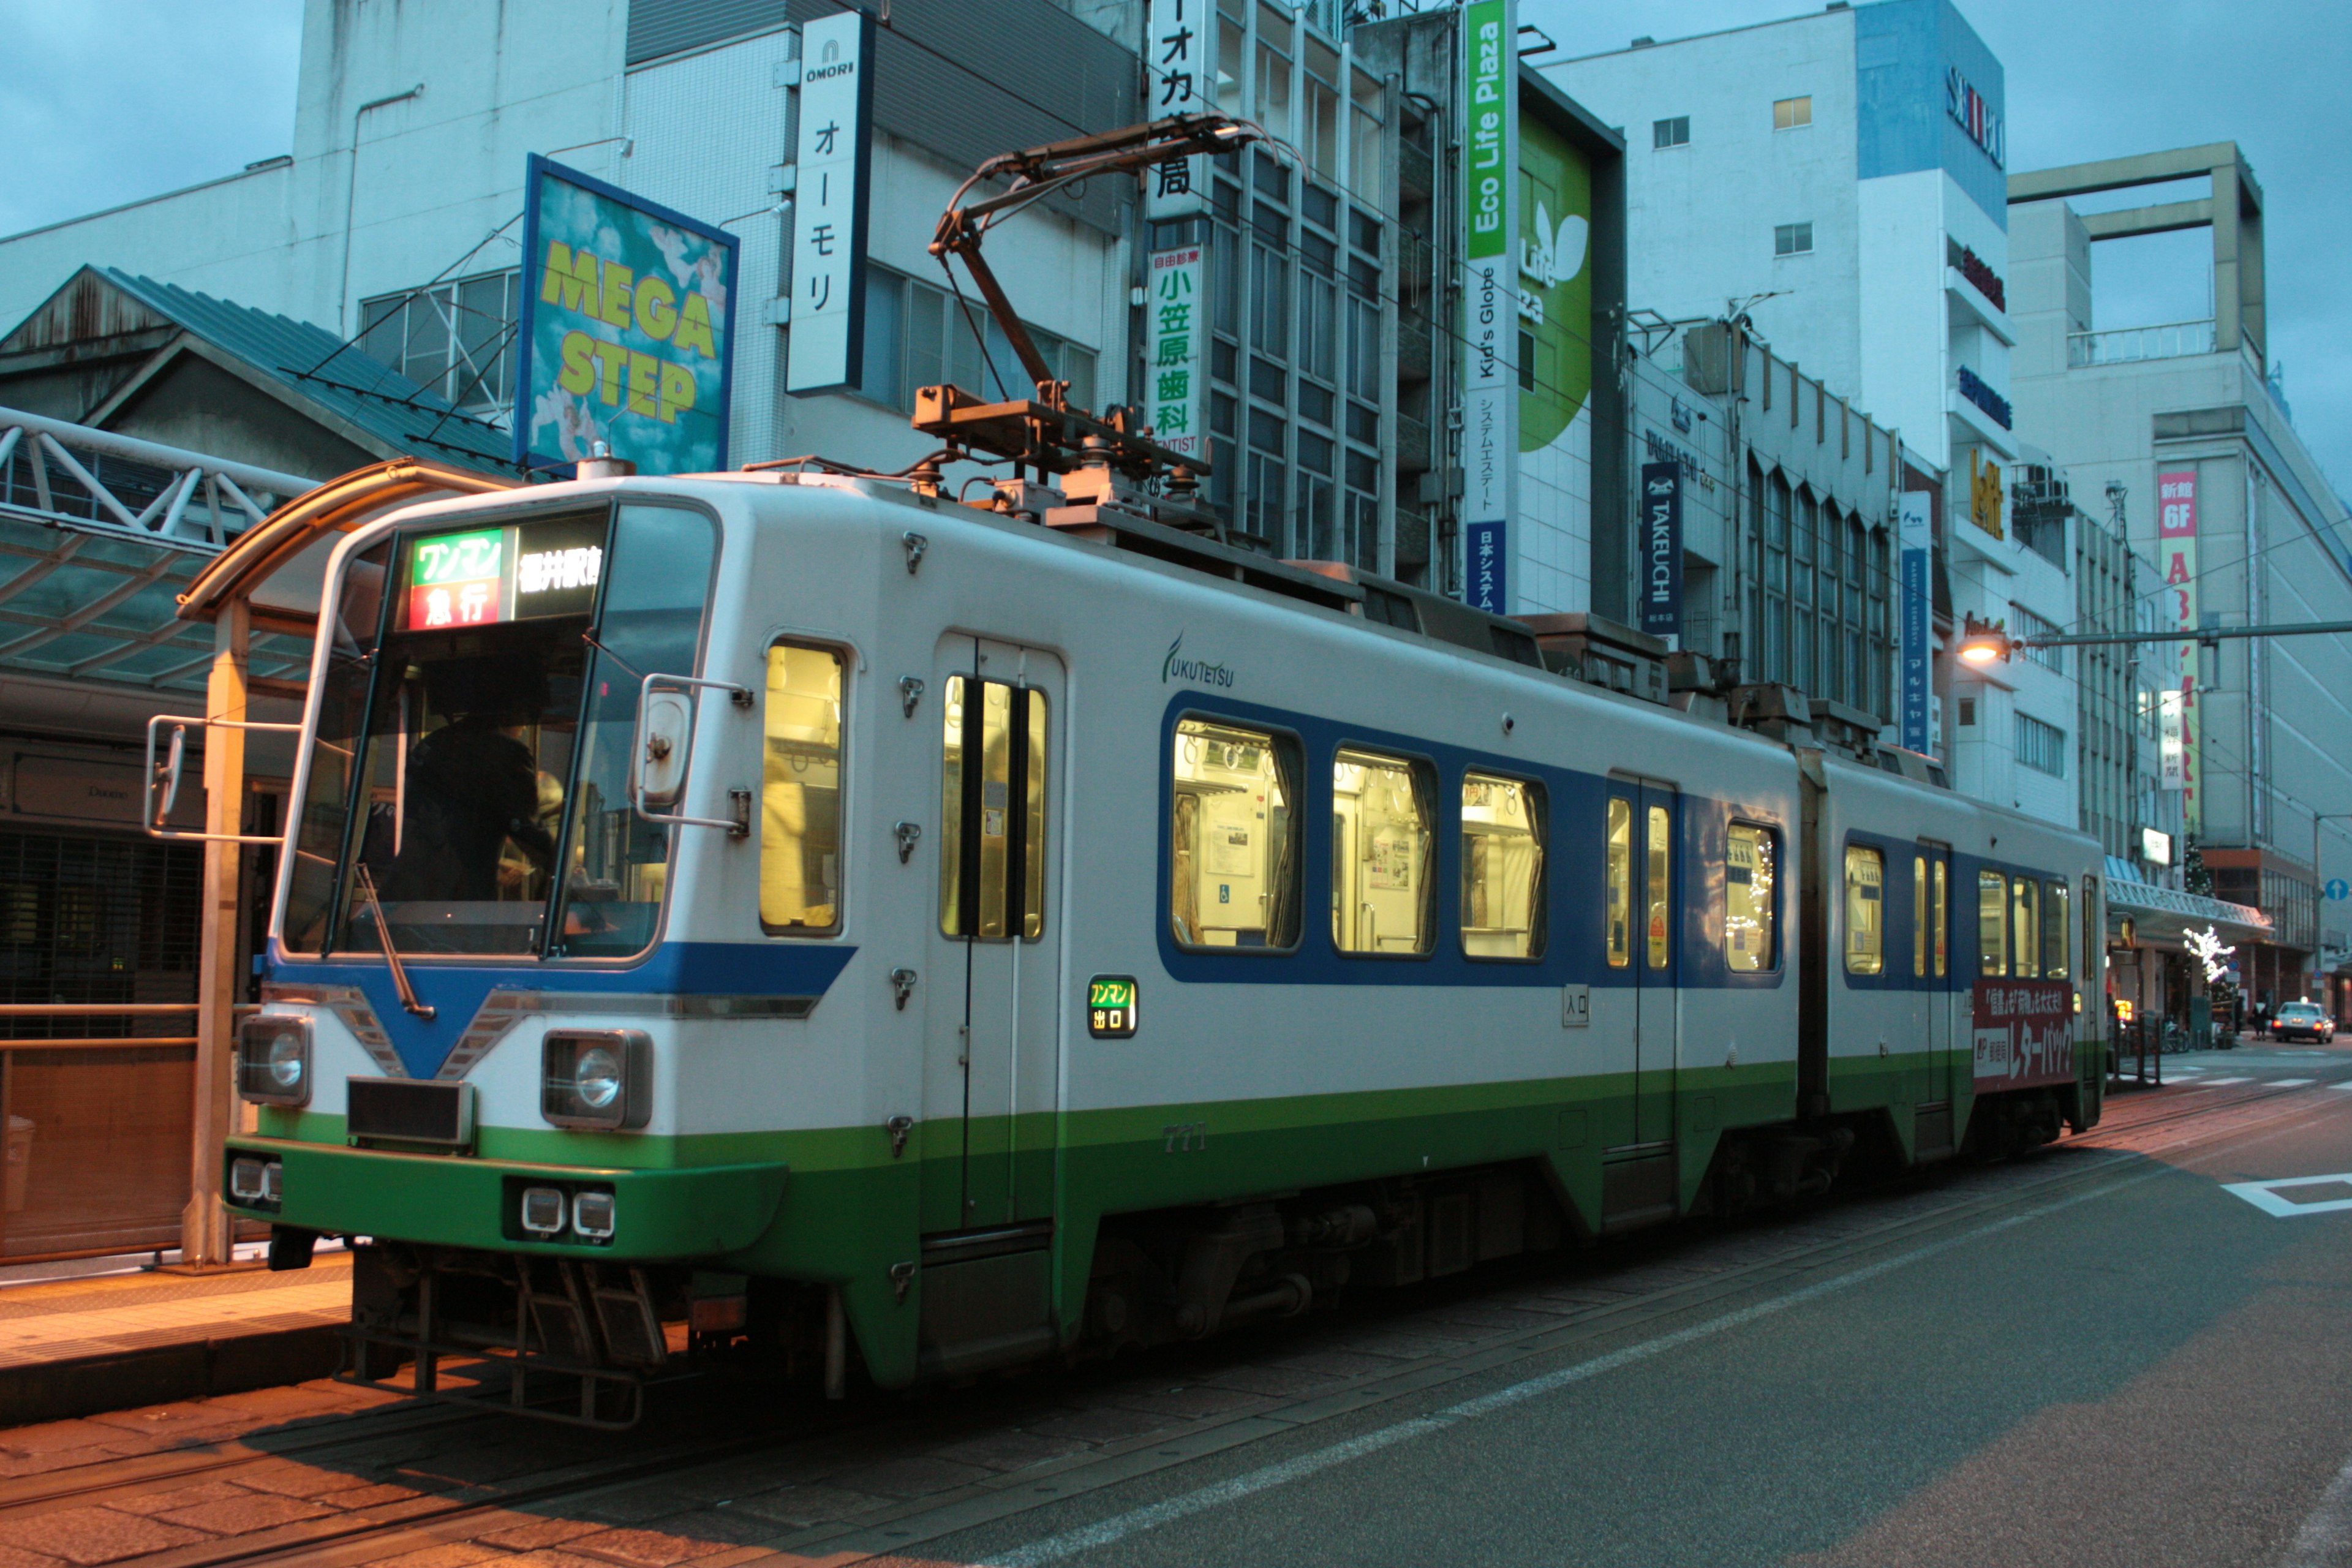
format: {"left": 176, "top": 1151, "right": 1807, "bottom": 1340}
{"left": 940, "top": 677, "right": 1048, "bottom": 940}
{"left": 2011, "top": 877, "right": 2040, "bottom": 978}
{"left": 1725, "top": 823, "right": 1776, "bottom": 971}
{"left": 1169, "top": 718, "right": 1300, "bottom": 950}
{"left": 1461, "top": 773, "right": 1545, "bottom": 959}
{"left": 1605, "top": 799, "right": 1632, "bottom": 968}
{"left": 2043, "top": 880, "right": 2070, "bottom": 979}
{"left": 761, "top": 643, "right": 844, "bottom": 935}
{"left": 1978, "top": 870, "right": 2008, "bottom": 976}
{"left": 1333, "top": 748, "right": 1434, "bottom": 955}
{"left": 1844, "top": 846, "right": 1885, "bottom": 974}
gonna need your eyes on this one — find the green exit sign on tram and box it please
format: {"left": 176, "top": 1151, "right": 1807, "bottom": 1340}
{"left": 1087, "top": 975, "right": 1138, "bottom": 1039}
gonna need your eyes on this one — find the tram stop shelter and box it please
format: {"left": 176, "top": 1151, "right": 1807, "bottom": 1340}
{"left": 172, "top": 458, "right": 519, "bottom": 1263}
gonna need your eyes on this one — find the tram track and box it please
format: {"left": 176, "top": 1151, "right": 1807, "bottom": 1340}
{"left": 4, "top": 1070, "right": 2337, "bottom": 1568}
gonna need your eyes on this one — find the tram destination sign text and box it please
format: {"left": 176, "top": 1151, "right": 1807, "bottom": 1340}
{"left": 403, "top": 514, "right": 609, "bottom": 630}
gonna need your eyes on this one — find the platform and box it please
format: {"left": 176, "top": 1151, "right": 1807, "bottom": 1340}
{"left": 0, "top": 1252, "right": 349, "bottom": 1427}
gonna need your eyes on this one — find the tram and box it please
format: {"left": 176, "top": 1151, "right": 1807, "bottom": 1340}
{"left": 206, "top": 114, "right": 2105, "bottom": 1423}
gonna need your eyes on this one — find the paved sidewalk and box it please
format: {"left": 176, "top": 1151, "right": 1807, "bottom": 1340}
{"left": 0, "top": 1254, "right": 349, "bottom": 1423}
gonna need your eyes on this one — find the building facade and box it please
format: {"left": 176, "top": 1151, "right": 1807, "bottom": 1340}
{"left": 2010, "top": 143, "right": 2352, "bottom": 1012}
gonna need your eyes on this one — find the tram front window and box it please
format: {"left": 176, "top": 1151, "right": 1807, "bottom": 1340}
{"left": 283, "top": 502, "right": 718, "bottom": 960}
{"left": 348, "top": 622, "right": 585, "bottom": 955}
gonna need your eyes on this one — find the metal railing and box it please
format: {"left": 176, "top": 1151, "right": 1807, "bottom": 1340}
{"left": 0, "top": 404, "right": 315, "bottom": 554}
{"left": 2067, "top": 319, "right": 2217, "bottom": 369}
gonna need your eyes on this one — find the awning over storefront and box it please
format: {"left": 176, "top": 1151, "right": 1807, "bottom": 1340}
{"left": 2103, "top": 856, "right": 2271, "bottom": 949}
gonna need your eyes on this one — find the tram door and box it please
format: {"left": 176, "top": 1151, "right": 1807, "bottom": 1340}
{"left": 924, "top": 638, "right": 1065, "bottom": 1235}
{"left": 1608, "top": 779, "right": 1680, "bottom": 1147}
{"left": 1918, "top": 843, "right": 1953, "bottom": 1109}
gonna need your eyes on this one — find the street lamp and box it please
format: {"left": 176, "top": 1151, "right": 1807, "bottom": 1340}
{"left": 1956, "top": 614, "right": 2011, "bottom": 665}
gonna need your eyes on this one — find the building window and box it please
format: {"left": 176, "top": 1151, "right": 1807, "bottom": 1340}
{"left": 359, "top": 270, "right": 521, "bottom": 417}
{"left": 1774, "top": 222, "right": 1814, "bottom": 257}
{"left": 2016, "top": 712, "right": 2067, "bottom": 777}
{"left": 856, "top": 264, "right": 1094, "bottom": 415}
{"left": 1652, "top": 116, "right": 1689, "bottom": 149}
{"left": 1773, "top": 95, "right": 1812, "bottom": 130}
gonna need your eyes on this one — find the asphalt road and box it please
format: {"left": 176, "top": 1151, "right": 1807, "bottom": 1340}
{"left": 934, "top": 1049, "right": 2352, "bottom": 1568}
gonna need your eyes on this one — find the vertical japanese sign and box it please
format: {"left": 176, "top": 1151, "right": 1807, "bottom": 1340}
{"left": 785, "top": 10, "right": 875, "bottom": 396}
{"left": 1145, "top": 0, "right": 1208, "bottom": 219}
{"left": 1147, "top": 246, "right": 1205, "bottom": 462}
{"left": 2158, "top": 468, "right": 2200, "bottom": 828}
{"left": 1898, "top": 491, "right": 1932, "bottom": 752}
{"left": 1637, "top": 461, "right": 1682, "bottom": 646}
{"left": 514, "top": 156, "right": 738, "bottom": 475}
{"left": 1460, "top": 0, "right": 1517, "bottom": 613}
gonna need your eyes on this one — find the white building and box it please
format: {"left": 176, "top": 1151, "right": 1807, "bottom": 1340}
{"left": 2010, "top": 141, "right": 2352, "bottom": 1013}
{"left": 1544, "top": 0, "right": 2074, "bottom": 826}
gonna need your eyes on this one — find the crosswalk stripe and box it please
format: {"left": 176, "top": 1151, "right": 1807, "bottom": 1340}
{"left": 2269, "top": 1078, "right": 2316, "bottom": 1087}
{"left": 2203, "top": 1076, "right": 2251, "bottom": 1085}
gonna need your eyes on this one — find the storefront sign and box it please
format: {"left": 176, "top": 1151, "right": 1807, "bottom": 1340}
{"left": 1972, "top": 979, "right": 2073, "bottom": 1090}
{"left": 785, "top": 9, "right": 876, "bottom": 396}
{"left": 1945, "top": 65, "right": 2004, "bottom": 168}
{"left": 1144, "top": 0, "right": 1208, "bottom": 218}
{"left": 2158, "top": 469, "right": 2201, "bottom": 829}
{"left": 1637, "top": 460, "right": 1681, "bottom": 646}
{"left": 1146, "top": 246, "right": 1205, "bottom": 462}
{"left": 516, "top": 157, "right": 739, "bottom": 475}
{"left": 1460, "top": 0, "right": 1517, "bottom": 612}
{"left": 1898, "top": 491, "right": 1932, "bottom": 752}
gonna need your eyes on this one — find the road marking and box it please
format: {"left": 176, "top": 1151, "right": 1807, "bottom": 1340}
{"left": 2280, "top": 1447, "right": 2352, "bottom": 1567}
{"left": 982, "top": 1174, "right": 2149, "bottom": 1567}
{"left": 2222, "top": 1174, "right": 2352, "bottom": 1218}
{"left": 2331, "top": 1081, "right": 2352, "bottom": 1091}
{"left": 2269, "top": 1079, "right": 2316, "bottom": 1087}
{"left": 2204, "top": 1076, "right": 2252, "bottom": 1085}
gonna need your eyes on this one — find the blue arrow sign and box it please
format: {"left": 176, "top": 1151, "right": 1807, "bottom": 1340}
{"left": 2328, "top": 879, "right": 2351, "bottom": 901}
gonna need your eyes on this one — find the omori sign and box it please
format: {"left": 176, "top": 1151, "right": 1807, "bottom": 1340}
{"left": 515, "top": 156, "right": 739, "bottom": 475}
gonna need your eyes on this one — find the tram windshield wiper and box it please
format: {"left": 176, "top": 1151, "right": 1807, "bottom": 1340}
{"left": 352, "top": 863, "right": 437, "bottom": 1020}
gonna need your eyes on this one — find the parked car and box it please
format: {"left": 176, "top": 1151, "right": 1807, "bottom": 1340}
{"left": 2270, "top": 1001, "right": 2337, "bottom": 1043}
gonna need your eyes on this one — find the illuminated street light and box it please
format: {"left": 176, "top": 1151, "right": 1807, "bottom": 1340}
{"left": 1956, "top": 614, "right": 2012, "bottom": 665}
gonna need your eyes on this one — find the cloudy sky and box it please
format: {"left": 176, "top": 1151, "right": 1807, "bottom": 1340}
{"left": 0, "top": 0, "right": 2343, "bottom": 490}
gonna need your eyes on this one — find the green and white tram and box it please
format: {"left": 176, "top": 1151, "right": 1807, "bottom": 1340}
{"left": 220, "top": 463, "right": 2105, "bottom": 1422}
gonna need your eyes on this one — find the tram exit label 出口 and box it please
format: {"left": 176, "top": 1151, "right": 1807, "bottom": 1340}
{"left": 404, "top": 516, "right": 609, "bottom": 630}
{"left": 1088, "top": 975, "right": 1139, "bottom": 1039}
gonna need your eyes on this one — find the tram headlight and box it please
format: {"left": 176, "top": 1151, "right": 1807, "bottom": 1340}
{"left": 541, "top": 1030, "right": 651, "bottom": 1131}
{"left": 571, "top": 1189, "right": 617, "bottom": 1240}
{"left": 236, "top": 1017, "right": 311, "bottom": 1107}
{"left": 228, "top": 1155, "right": 282, "bottom": 1209}
{"left": 519, "top": 1185, "right": 567, "bottom": 1236}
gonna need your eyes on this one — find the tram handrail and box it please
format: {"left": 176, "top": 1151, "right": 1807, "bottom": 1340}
{"left": 143, "top": 713, "right": 303, "bottom": 845}
{"left": 628, "top": 670, "right": 753, "bottom": 837}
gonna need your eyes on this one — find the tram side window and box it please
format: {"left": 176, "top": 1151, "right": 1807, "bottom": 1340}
{"left": 1461, "top": 773, "right": 1545, "bottom": 959}
{"left": 1844, "top": 845, "right": 1885, "bottom": 974}
{"left": 2044, "top": 880, "right": 2070, "bottom": 979}
{"left": 1605, "top": 798, "right": 1632, "bottom": 968}
{"left": 940, "top": 677, "right": 1049, "bottom": 940}
{"left": 1333, "top": 748, "right": 1434, "bottom": 955}
{"left": 2011, "top": 876, "right": 2040, "bottom": 978}
{"left": 760, "top": 643, "right": 843, "bottom": 935}
{"left": 1646, "top": 806, "right": 1672, "bottom": 970}
{"left": 1978, "top": 870, "right": 2008, "bottom": 976}
{"left": 1170, "top": 718, "right": 1300, "bottom": 950}
{"left": 1725, "top": 823, "right": 1776, "bottom": 971}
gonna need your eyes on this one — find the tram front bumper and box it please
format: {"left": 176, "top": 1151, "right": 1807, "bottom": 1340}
{"left": 222, "top": 1137, "right": 790, "bottom": 1262}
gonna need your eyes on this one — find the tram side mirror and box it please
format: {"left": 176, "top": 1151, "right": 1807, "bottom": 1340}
{"left": 151, "top": 723, "right": 187, "bottom": 829}
{"left": 637, "top": 688, "right": 695, "bottom": 810}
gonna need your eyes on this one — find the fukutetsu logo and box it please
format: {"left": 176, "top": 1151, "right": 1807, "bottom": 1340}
{"left": 1161, "top": 633, "right": 1235, "bottom": 688}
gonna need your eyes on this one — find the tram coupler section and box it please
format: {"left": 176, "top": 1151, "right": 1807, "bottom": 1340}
{"left": 342, "top": 1241, "right": 677, "bottom": 1428}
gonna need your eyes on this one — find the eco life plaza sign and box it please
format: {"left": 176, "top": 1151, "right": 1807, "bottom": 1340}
{"left": 514, "top": 156, "right": 741, "bottom": 475}
{"left": 1460, "top": 0, "right": 1518, "bottom": 614}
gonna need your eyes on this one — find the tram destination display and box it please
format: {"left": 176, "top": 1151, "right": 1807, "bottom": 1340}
{"left": 402, "top": 514, "right": 609, "bottom": 630}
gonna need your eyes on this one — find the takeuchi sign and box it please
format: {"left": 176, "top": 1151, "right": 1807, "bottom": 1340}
{"left": 1972, "top": 979, "right": 2074, "bottom": 1090}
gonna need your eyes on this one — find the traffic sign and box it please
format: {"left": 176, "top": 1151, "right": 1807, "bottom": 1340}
{"left": 2327, "top": 878, "right": 2350, "bottom": 900}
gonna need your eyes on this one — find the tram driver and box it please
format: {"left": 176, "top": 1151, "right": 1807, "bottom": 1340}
{"left": 371, "top": 658, "right": 562, "bottom": 908}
